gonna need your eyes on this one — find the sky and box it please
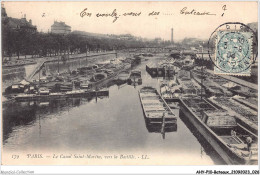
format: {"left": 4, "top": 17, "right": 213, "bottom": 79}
{"left": 2, "top": 1, "right": 258, "bottom": 41}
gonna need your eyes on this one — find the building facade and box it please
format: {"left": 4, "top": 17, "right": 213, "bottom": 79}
{"left": 51, "top": 21, "right": 71, "bottom": 34}
{"left": 2, "top": 6, "right": 37, "bottom": 33}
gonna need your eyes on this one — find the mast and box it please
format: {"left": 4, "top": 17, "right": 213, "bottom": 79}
{"left": 68, "top": 46, "right": 70, "bottom": 73}
{"left": 86, "top": 45, "right": 88, "bottom": 57}
{"left": 58, "top": 48, "right": 60, "bottom": 74}
{"left": 164, "top": 66, "right": 167, "bottom": 80}
{"left": 38, "top": 67, "right": 40, "bottom": 90}
{"left": 85, "top": 45, "right": 88, "bottom": 67}
{"left": 161, "top": 112, "right": 166, "bottom": 139}
{"left": 200, "top": 42, "right": 204, "bottom": 101}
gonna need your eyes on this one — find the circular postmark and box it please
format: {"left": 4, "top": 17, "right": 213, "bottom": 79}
{"left": 207, "top": 22, "right": 258, "bottom": 75}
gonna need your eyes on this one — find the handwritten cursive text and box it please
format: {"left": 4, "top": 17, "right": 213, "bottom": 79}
{"left": 180, "top": 7, "right": 216, "bottom": 16}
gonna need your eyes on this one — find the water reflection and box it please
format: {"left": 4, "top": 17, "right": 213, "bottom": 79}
{"left": 144, "top": 119, "right": 177, "bottom": 140}
{"left": 145, "top": 120, "right": 177, "bottom": 133}
{"left": 106, "top": 78, "right": 142, "bottom": 89}
{"left": 2, "top": 101, "right": 36, "bottom": 142}
{"left": 2, "top": 95, "right": 108, "bottom": 143}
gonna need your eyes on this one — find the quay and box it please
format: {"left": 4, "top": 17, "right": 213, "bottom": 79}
{"left": 26, "top": 51, "right": 117, "bottom": 81}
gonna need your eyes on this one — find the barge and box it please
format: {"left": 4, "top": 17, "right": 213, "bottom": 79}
{"left": 128, "top": 70, "right": 142, "bottom": 84}
{"left": 117, "top": 70, "right": 129, "bottom": 81}
{"left": 146, "top": 63, "right": 175, "bottom": 78}
{"left": 160, "top": 79, "right": 182, "bottom": 101}
{"left": 180, "top": 97, "right": 258, "bottom": 165}
{"left": 14, "top": 89, "right": 109, "bottom": 102}
{"left": 139, "top": 86, "right": 177, "bottom": 127}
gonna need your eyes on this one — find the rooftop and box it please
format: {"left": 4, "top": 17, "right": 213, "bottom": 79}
{"left": 7, "top": 17, "right": 36, "bottom": 29}
{"left": 51, "top": 21, "right": 71, "bottom": 28}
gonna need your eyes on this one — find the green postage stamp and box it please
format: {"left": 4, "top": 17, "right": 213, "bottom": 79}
{"left": 214, "top": 31, "right": 253, "bottom": 76}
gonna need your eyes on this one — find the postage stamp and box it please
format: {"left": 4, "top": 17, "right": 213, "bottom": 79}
{"left": 214, "top": 31, "right": 253, "bottom": 76}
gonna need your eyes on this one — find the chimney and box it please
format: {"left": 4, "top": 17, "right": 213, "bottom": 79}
{"left": 29, "top": 19, "right": 32, "bottom": 24}
{"left": 171, "top": 28, "right": 174, "bottom": 44}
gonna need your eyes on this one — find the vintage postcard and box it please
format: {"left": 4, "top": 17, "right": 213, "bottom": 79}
{"left": 0, "top": 0, "right": 259, "bottom": 171}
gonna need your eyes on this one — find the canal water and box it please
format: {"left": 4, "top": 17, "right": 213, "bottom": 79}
{"left": 2, "top": 54, "right": 225, "bottom": 165}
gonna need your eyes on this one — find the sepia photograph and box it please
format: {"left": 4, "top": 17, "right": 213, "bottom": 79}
{"left": 0, "top": 0, "right": 259, "bottom": 173}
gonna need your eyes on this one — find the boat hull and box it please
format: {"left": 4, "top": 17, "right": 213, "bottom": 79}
{"left": 146, "top": 65, "right": 175, "bottom": 78}
{"left": 179, "top": 98, "right": 250, "bottom": 165}
{"left": 138, "top": 87, "right": 177, "bottom": 124}
{"left": 14, "top": 90, "right": 109, "bottom": 102}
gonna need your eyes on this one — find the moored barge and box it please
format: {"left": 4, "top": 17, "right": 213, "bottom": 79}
{"left": 180, "top": 97, "right": 258, "bottom": 165}
{"left": 14, "top": 89, "right": 109, "bottom": 101}
{"left": 146, "top": 63, "right": 175, "bottom": 78}
{"left": 128, "top": 70, "right": 142, "bottom": 84}
{"left": 139, "top": 86, "right": 177, "bottom": 126}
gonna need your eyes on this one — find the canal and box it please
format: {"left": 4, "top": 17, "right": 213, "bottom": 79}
{"left": 2, "top": 54, "right": 225, "bottom": 165}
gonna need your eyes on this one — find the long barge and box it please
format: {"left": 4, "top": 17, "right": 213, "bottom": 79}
{"left": 179, "top": 97, "right": 258, "bottom": 165}
{"left": 139, "top": 86, "right": 177, "bottom": 126}
{"left": 14, "top": 90, "right": 109, "bottom": 102}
